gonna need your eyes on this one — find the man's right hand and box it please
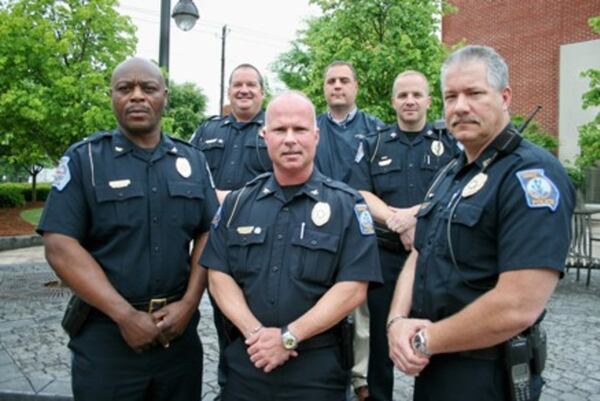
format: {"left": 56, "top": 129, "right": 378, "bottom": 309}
{"left": 116, "top": 308, "right": 162, "bottom": 352}
{"left": 387, "top": 317, "right": 431, "bottom": 376}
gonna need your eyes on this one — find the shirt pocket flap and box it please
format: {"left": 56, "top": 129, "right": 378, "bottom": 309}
{"left": 291, "top": 228, "right": 339, "bottom": 253}
{"left": 199, "top": 140, "right": 225, "bottom": 150}
{"left": 95, "top": 182, "right": 144, "bottom": 203}
{"left": 451, "top": 202, "right": 483, "bottom": 227}
{"left": 227, "top": 228, "right": 267, "bottom": 247}
{"left": 168, "top": 181, "right": 204, "bottom": 200}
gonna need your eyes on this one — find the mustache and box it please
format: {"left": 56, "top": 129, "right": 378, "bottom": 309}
{"left": 450, "top": 116, "right": 480, "bottom": 127}
{"left": 125, "top": 106, "right": 151, "bottom": 114}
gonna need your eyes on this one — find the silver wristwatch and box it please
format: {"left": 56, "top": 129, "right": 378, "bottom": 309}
{"left": 412, "top": 329, "right": 431, "bottom": 357}
{"left": 281, "top": 325, "right": 298, "bottom": 350}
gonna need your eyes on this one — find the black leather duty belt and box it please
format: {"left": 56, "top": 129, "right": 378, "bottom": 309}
{"left": 129, "top": 292, "right": 185, "bottom": 313}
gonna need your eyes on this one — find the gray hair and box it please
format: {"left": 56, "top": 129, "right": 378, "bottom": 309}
{"left": 441, "top": 45, "right": 509, "bottom": 92}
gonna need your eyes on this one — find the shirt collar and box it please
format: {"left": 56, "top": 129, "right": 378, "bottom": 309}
{"left": 222, "top": 110, "right": 265, "bottom": 128}
{"left": 111, "top": 130, "right": 179, "bottom": 158}
{"left": 327, "top": 107, "right": 358, "bottom": 127}
{"left": 256, "top": 169, "right": 325, "bottom": 203}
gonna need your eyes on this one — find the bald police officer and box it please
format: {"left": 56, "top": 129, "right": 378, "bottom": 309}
{"left": 201, "top": 91, "right": 382, "bottom": 401}
{"left": 38, "top": 57, "right": 219, "bottom": 400}
{"left": 348, "top": 70, "right": 458, "bottom": 401}
{"left": 387, "top": 45, "right": 574, "bottom": 401}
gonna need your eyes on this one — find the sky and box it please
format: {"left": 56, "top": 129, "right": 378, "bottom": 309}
{"left": 117, "top": 0, "right": 321, "bottom": 115}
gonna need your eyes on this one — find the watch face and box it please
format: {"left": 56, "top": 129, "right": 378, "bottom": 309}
{"left": 282, "top": 330, "right": 298, "bottom": 350}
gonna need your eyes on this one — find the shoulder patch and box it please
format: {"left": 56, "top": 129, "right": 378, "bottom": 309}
{"left": 52, "top": 156, "right": 71, "bottom": 191}
{"left": 516, "top": 169, "right": 560, "bottom": 212}
{"left": 354, "top": 204, "right": 375, "bottom": 235}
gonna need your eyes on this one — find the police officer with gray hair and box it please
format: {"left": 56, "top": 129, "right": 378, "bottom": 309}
{"left": 387, "top": 45, "right": 574, "bottom": 401}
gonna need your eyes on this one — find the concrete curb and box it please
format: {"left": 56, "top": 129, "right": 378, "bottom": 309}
{"left": 0, "top": 235, "right": 42, "bottom": 252}
{"left": 0, "top": 391, "right": 72, "bottom": 401}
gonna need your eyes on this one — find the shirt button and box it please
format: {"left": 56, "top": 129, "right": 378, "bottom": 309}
{"left": 409, "top": 184, "right": 414, "bottom": 188}
{"left": 233, "top": 144, "right": 238, "bottom": 149}
{"left": 154, "top": 246, "right": 159, "bottom": 252}
{"left": 409, "top": 163, "right": 414, "bottom": 168}
{"left": 283, "top": 207, "right": 289, "bottom": 212}
{"left": 310, "top": 240, "right": 317, "bottom": 245}
{"left": 277, "top": 234, "right": 283, "bottom": 240}
{"left": 152, "top": 187, "right": 157, "bottom": 193}
{"left": 230, "top": 161, "right": 235, "bottom": 165}
{"left": 152, "top": 216, "right": 158, "bottom": 223}
{"left": 272, "top": 266, "right": 279, "bottom": 272}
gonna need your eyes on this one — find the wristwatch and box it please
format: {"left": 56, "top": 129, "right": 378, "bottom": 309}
{"left": 412, "top": 329, "right": 431, "bottom": 357}
{"left": 281, "top": 325, "right": 299, "bottom": 350}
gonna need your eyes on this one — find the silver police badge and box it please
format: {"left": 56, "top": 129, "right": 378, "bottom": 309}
{"left": 462, "top": 172, "right": 488, "bottom": 198}
{"left": 431, "top": 140, "right": 445, "bottom": 156}
{"left": 176, "top": 157, "right": 192, "bottom": 178}
{"left": 311, "top": 202, "right": 331, "bottom": 226}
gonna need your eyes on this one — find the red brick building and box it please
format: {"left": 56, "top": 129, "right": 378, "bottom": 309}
{"left": 442, "top": 1, "right": 600, "bottom": 137}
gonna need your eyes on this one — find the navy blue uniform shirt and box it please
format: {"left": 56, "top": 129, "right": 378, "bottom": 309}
{"left": 200, "top": 170, "right": 383, "bottom": 327}
{"left": 316, "top": 110, "right": 384, "bottom": 183}
{"left": 38, "top": 130, "right": 219, "bottom": 301}
{"left": 349, "top": 123, "right": 459, "bottom": 208}
{"left": 190, "top": 111, "right": 272, "bottom": 190}
{"left": 411, "top": 126, "right": 575, "bottom": 321}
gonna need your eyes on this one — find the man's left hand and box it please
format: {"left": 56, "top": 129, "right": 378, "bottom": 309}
{"left": 246, "top": 327, "right": 298, "bottom": 373}
{"left": 152, "top": 299, "right": 196, "bottom": 347}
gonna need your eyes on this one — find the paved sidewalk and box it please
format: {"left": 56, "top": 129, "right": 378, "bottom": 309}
{"left": 1, "top": 246, "right": 599, "bottom": 401}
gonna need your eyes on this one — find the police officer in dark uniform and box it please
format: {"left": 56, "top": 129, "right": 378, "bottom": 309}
{"left": 190, "top": 63, "right": 272, "bottom": 203}
{"left": 190, "top": 63, "right": 272, "bottom": 398}
{"left": 348, "top": 70, "right": 458, "bottom": 401}
{"left": 317, "top": 61, "right": 385, "bottom": 400}
{"left": 201, "top": 91, "right": 382, "bottom": 401}
{"left": 38, "top": 57, "right": 219, "bottom": 400}
{"left": 387, "top": 46, "right": 574, "bottom": 401}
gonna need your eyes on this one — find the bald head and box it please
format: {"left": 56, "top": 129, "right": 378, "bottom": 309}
{"left": 111, "top": 57, "right": 166, "bottom": 89}
{"left": 265, "top": 91, "right": 317, "bottom": 128}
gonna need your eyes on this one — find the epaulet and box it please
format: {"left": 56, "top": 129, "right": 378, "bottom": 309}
{"left": 69, "top": 130, "right": 112, "bottom": 151}
{"left": 199, "top": 114, "right": 225, "bottom": 128}
{"left": 322, "top": 177, "right": 361, "bottom": 199}
{"left": 245, "top": 172, "right": 271, "bottom": 187}
{"left": 169, "top": 135, "right": 195, "bottom": 147}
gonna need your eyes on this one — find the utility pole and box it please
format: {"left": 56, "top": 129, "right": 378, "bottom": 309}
{"left": 159, "top": 0, "right": 171, "bottom": 73}
{"left": 219, "top": 24, "right": 228, "bottom": 116}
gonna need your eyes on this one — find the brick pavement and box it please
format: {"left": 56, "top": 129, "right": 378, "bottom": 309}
{"left": 0, "top": 246, "right": 599, "bottom": 401}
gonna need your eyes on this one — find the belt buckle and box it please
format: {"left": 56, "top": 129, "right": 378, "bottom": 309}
{"left": 148, "top": 298, "right": 168, "bottom": 313}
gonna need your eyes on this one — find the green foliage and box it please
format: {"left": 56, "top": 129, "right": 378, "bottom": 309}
{"left": 0, "top": 185, "right": 25, "bottom": 208}
{"left": 0, "top": 182, "right": 51, "bottom": 205}
{"left": 163, "top": 81, "right": 208, "bottom": 140}
{"left": 272, "top": 0, "right": 448, "bottom": 122}
{"left": 0, "top": 0, "right": 136, "bottom": 169}
{"left": 511, "top": 115, "right": 558, "bottom": 154}
{"left": 575, "top": 16, "right": 600, "bottom": 174}
{"left": 20, "top": 208, "right": 43, "bottom": 225}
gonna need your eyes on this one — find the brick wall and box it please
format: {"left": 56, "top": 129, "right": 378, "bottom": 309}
{"left": 442, "top": 0, "right": 600, "bottom": 136}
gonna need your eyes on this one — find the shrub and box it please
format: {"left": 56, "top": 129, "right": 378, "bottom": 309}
{"left": 0, "top": 185, "right": 25, "bottom": 208}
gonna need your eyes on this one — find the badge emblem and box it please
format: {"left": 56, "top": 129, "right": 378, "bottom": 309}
{"left": 462, "top": 172, "right": 488, "bottom": 198}
{"left": 109, "top": 179, "right": 131, "bottom": 189}
{"left": 516, "top": 169, "right": 560, "bottom": 211}
{"left": 253, "top": 227, "right": 262, "bottom": 234}
{"left": 431, "top": 140, "right": 445, "bottom": 156}
{"left": 176, "top": 157, "right": 192, "bottom": 178}
{"left": 311, "top": 202, "right": 331, "bottom": 226}
{"left": 353, "top": 204, "right": 375, "bottom": 235}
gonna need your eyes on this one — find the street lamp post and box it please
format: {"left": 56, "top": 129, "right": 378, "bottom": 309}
{"left": 158, "top": 0, "right": 200, "bottom": 72}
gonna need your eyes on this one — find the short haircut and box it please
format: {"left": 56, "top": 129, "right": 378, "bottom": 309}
{"left": 229, "top": 63, "right": 264, "bottom": 89}
{"left": 323, "top": 60, "right": 358, "bottom": 82}
{"left": 441, "top": 45, "right": 509, "bottom": 92}
{"left": 391, "top": 70, "right": 430, "bottom": 97}
{"left": 264, "top": 90, "right": 317, "bottom": 128}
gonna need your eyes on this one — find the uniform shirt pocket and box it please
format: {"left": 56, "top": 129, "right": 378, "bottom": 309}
{"left": 94, "top": 182, "right": 144, "bottom": 228}
{"left": 199, "top": 140, "right": 225, "bottom": 171}
{"left": 371, "top": 161, "right": 403, "bottom": 194}
{"left": 226, "top": 227, "right": 268, "bottom": 280}
{"left": 167, "top": 181, "right": 205, "bottom": 228}
{"left": 291, "top": 228, "right": 340, "bottom": 285}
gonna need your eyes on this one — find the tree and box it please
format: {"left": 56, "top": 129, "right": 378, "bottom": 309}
{"left": 572, "top": 16, "right": 600, "bottom": 191}
{"left": 162, "top": 81, "right": 208, "bottom": 140}
{"left": 272, "top": 0, "right": 449, "bottom": 122}
{"left": 0, "top": 0, "right": 136, "bottom": 199}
